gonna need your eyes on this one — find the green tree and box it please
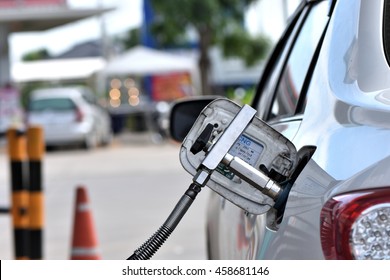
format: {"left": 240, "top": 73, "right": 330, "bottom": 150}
{"left": 120, "top": 28, "right": 141, "bottom": 50}
{"left": 150, "top": 0, "right": 270, "bottom": 95}
{"left": 22, "top": 48, "right": 50, "bottom": 61}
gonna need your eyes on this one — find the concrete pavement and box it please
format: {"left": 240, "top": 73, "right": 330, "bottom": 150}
{"left": 0, "top": 132, "right": 211, "bottom": 260}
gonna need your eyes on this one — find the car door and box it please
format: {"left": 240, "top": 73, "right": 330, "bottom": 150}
{"left": 210, "top": 0, "right": 333, "bottom": 259}
{"left": 252, "top": 0, "right": 332, "bottom": 258}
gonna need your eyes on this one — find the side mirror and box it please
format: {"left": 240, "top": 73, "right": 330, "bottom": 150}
{"left": 169, "top": 96, "right": 217, "bottom": 142}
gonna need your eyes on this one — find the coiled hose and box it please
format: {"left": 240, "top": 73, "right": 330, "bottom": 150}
{"left": 127, "top": 182, "right": 202, "bottom": 260}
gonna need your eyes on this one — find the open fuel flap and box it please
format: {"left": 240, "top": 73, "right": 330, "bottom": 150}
{"left": 179, "top": 98, "right": 298, "bottom": 215}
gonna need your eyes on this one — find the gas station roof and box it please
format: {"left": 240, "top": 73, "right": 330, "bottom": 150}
{"left": 12, "top": 57, "right": 106, "bottom": 82}
{"left": 0, "top": 6, "right": 113, "bottom": 32}
{"left": 0, "top": 2, "right": 114, "bottom": 86}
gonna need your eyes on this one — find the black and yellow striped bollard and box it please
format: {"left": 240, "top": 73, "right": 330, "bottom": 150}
{"left": 27, "top": 126, "right": 45, "bottom": 260}
{"left": 7, "top": 128, "right": 29, "bottom": 260}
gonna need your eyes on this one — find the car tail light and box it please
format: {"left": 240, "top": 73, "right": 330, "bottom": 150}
{"left": 320, "top": 188, "right": 390, "bottom": 260}
{"left": 75, "top": 107, "right": 84, "bottom": 122}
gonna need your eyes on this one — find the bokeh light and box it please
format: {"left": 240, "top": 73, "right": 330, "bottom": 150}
{"left": 124, "top": 78, "right": 135, "bottom": 89}
{"left": 110, "top": 78, "right": 122, "bottom": 89}
{"left": 109, "top": 88, "right": 121, "bottom": 100}
{"left": 128, "top": 96, "right": 140, "bottom": 106}
{"left": 110, "top": 98, "right": 121, "bottom": 108}
{"left": 128, "top": 87, "right": 139, "bottom": 97}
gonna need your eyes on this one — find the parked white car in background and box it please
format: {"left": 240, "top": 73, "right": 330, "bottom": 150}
{"left": 27, "top": 86, "right": 112, "bottom": 149}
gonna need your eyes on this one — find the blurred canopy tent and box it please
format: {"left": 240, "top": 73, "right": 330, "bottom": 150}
{"left": 0, "top": 0, "right": 113, "bottom": 86}
{"left": 11, "top": 58, "right": 105, "bottom": 83}
{"left": 0, "top": 5, "right": 112, "bottom": 32}
{"left": 104, "top": 45, "right": 197, "bottom": 76}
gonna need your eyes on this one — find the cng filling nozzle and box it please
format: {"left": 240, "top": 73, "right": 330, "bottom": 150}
{"left": 127, "top": 99, "right": 295, "bottom": 260}
{"left": 190, "top": 104, "right": 283, "bottom": 201}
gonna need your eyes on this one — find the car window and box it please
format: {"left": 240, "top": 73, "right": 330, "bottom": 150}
{"left": 268, "top": 1, "right": 329, "bottom": 121}
{"left": 384, "top": 0, "right": 390, "bottom": 66}
{"left": 29, "top": 98, "right": 76, "bottom": 112}
{"left": 80, "top": 88, "right": 97, "bottom": 105}
{"left": 253, "top": 1, "right": 306, "bottom": 119}
{"left": 81, "top": 93, "right": 95, "bottom": 105}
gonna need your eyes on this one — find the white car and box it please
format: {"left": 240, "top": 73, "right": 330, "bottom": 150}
{"left": 170, "top": 0, "right": 390, "bottom": 260}
{"left": 205, "top": 0, "right": 390, "bottom": 260}
{"left": 27, "top": 86, "right": 112, "bottom": 149}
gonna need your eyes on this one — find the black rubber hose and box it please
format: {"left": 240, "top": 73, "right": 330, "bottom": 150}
{"left": 127, "top": 182, "right": 202, "bottom": 260}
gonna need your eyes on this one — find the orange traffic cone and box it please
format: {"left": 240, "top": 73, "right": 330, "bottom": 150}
{"left": 70, "top": 186, "right": 101, "bottom": 260}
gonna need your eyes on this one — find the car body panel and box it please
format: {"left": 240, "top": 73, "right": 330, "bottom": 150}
{"left": 293, "top": 0, "right": 390, "bottom": 180}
